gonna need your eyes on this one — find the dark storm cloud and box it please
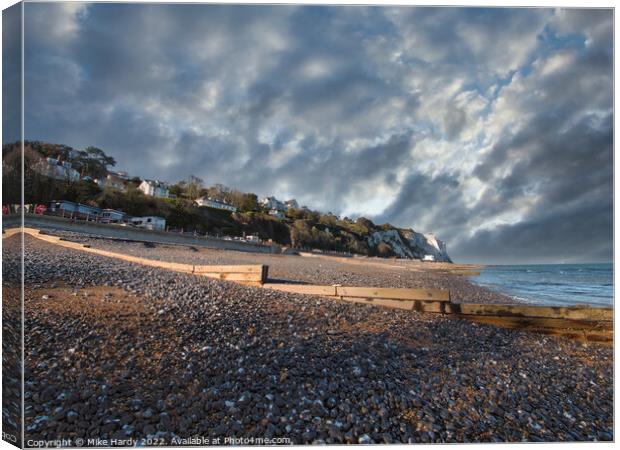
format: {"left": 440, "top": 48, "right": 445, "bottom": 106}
{"left": 266, "top": 131, "right": 414, "bottom": 205}
{"left": 375, "top": 171, "right": 463, "bottom": 229}
{"left": 453, "top": 200, "right": 613, "bottom": 265}
{"left": 18, "top": 4, "right": 613, "bottom": 263}
{"left": 2, "top": 2, "right": 21, "bottom": 143}
{"left": 451, "top": 112, "right": 613, "bottom": 264}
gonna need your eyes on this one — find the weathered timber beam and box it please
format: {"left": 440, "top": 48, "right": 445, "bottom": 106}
{"left": 336, "top": 296, "right": 415, "bottom": 310}
{"left": 263, "top": 284, "right": 338, "bottom": 296}
{"left": 336, "top": 286, "right": 450, "bottom": 301}
{"left": 447, "top": 303, "right": 612, "bottom": 321}
{"left": 457, "top": 315, "right": 612, "bottom": 331}
{"left": 193, "top": 264, "right": 265, "bottom": 274}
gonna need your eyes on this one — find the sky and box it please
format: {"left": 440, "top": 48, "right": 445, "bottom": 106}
{"left": 3, "top": 3, "right": 613, "bottom": 263}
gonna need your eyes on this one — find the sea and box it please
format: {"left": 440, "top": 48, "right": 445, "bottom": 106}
{"left": 473, "top": 263, "right": 613, "bottom": 307}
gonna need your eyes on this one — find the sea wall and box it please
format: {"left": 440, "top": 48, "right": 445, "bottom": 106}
{"left": 2, "top": 214, "right": 282, "bottom": 254}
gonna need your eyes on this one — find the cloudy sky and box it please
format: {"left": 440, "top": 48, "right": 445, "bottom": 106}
{"left": 4, "top": 3, "right": 613, "bottom": 263}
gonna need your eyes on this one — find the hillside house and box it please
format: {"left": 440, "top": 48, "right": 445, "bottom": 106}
{"left": 260, "top": 196, "right": 286, "bottom": 211}
{"left": 195, "top": 197, "right": 237, "bottom": 212}
{"left": 35, "top": 157, "right": 80, "bottom": 182}
{"left": 261, "top": 196, "right": 299, "bottom": 211}
{"left": 96, "top": 174, "right": 126, "bottom": 191}
{"left": 67, "top": 149, "right": 81, "bottom": 159}
{"left": 268, "top": 209, "right": 285, "bottom": 219}
{"left": 108, "top": 170, "right": 130, "bottom": 180}
{"left": 138, "top": 179, "right": 169, "bottom": 198}
{"left": 284, "top": 199, "right": 299, "bottom": 210}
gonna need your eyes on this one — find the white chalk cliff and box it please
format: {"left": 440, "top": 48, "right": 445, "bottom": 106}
{"left": 367, "top": 229, "right": 451, "bottom": 262}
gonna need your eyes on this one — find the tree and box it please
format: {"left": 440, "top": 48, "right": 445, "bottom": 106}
{"left": 64, "top": 180, "right": 102, "bottom": 204}
{"left": 290, "top": 220, "right": 312, "bottom": 248}
{"left": 229, "top": 191, "right": 259, "bottom": 212}
{"left": 239, "top": 193, "right": 259, "bottom": 212}
{"left": 185, "top": 175, "right": 204, "bottom": 200}
{"left": 74, "top": 146, "right": 117, "bottom": 179}
{"left": 353, "top": 217, "right": 375, "bottom": 235}
{"left": 375, "top": 242, "right": 394, "bottom": 257}
{"left": 169, "top": 182, "right": 186, "bottom": 198}
{"left": 286, "top": 207, "right": 320, "bottom": 221}
{"left": 319, "top": 213, "right": 338, "bottom": 228}
{"left": 85, "top": 146, "right": 116, "bottom": 167}
{"left": 5, "top": 144, "right": 33, "bottom": 203}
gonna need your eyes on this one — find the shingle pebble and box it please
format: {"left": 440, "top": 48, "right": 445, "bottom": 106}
{"left": 1, "top": 234, "right": 613, "bottom": 445}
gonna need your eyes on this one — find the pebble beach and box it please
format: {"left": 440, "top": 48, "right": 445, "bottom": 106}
{"left": 3, "top": 234, "right": 614, "bottom": 445}
{"left": 44, "top": 231, "right": 517, "bottom": 304}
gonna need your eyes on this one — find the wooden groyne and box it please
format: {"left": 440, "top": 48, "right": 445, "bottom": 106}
{"left": 6, "top": 228, "right": 268, "bottom": 285}
{"left": 264, "top": 284, "right": 451, "bottom": 311}
{"left": 264, "top": 283, "right": 612, "bottom": 344}
{"left": 6, "top": 227, "right": 612, "bottom": 344}
{"left": 446, "top": 303, "right": 612, "bottom": 343}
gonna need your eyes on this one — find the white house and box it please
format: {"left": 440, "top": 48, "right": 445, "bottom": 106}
{"left": 96, "top": 174, "right": 126, "bottom": 191}
{"left": 128, "top": 216, "right": 166, "bottom": 231}
{"left": 138, "top": 180, "right": 169, "bottom": 198}
{"left": 260, "top": 196, "right": 286, "bottom": 211}
{"left": 67, "top": 149, "right": 81, "bottom": 159}
{"left": 108, "top": 170, "right": 130, "bottom": 180}
{"left": 35, "top": 157, "right": 81, "bottom": 182}
{"left": 268, "top": 209, "right": 285, "bottom": 219}
{"left": 195, "top": 197, "right": 237, "bottom": 212}
{"left": 261, "top": 196, "right": 300, "bottom": 211}
{"left": 284, "top": 199, "right": 299, "bottom": 210}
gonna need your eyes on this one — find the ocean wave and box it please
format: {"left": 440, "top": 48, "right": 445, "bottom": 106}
{"left": 472, "top": 264, "right": 613, "bottom": 307}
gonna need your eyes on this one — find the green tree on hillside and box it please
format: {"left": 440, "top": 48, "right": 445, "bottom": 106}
{"left": 286, "top": 207, "right": 320, "bottom": 222}
{"left": 230, "top": 192, "right": 259, "bottom": 212}
{"left": 319, "top": 214, "right": 338, "bottom": 228}
{"left": 74, "top": 146, "right": 117, "bottom": 179}
{"left": 290, "top": 220, "right": 312, "bottom": 247}
{"left": 206, "top": 183, "right": 232, "bottom": 202}
{"left": 63, "top": 180, "right": 102, "bottom": 204}
{"left": 169, "top": 182, "right": 186, "bottom": 198}
{"left": 85, "top": 146, "right": 116, "bottom": 166}
{"left": 185, "top": 175, "right": 204, "bottom": 200}
{"left": 356, "top": 217, "right": 375, "bottom": 231}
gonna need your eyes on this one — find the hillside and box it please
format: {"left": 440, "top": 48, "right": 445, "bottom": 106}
{"left": 2, "top": 141, "right": 452, "bottom": 262}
